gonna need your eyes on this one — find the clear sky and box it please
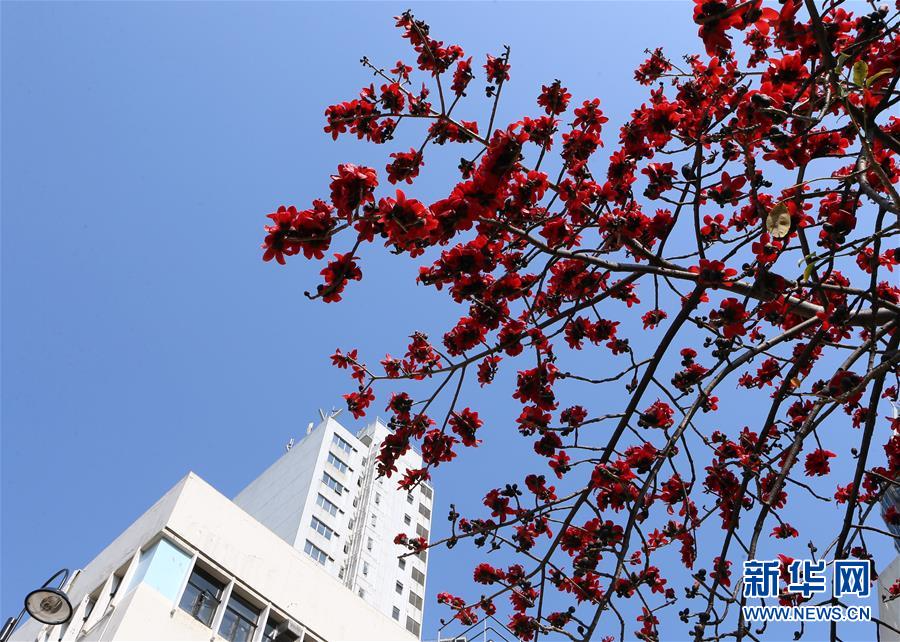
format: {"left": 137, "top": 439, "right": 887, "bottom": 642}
{"left": 1, "top": 2, "right": 886, "bottom": 641}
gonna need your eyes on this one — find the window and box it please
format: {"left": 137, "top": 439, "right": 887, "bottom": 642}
{"left": 411, "top": 567, "right": 425, "bottom": 585}
{"left": 370, "top": 513, "right": 377, "bottom": 527}
{"left": 404, "top": 514, "right": 411, "bottom": 525}
{"left": 407, "top": 494, "right": 414, "bottom": 504}
{"left": 322, "top": 472, "right": 344, "bottom": 495}
{"left": 332, "top": 433, "right": 353, "bottom": 454}
{"left": 398, "top": 557, "right": 406, "bottom": 570}
{"left": 82, "top": 594, "right": 97, "bottom": 622}
{"left": 304, "top": 540, "right": 328, "bottom": 565}
{"left": 392, "top": 606, "right": 400, "bottom": 621}
{"left": 395, "top": 581, "right": 404, "bottom": 594}
{"left": 358, "top": 588, "right": 365, "bottom": 599}
{"left": 264, "top": 617, "right": 301, "bottom": 642}
{"left": 327, "top": 452, "right": 349, "bottom": 474}
{"left": 418, "top": 503, "right": 431, "bottom": 519}
{"left": 366, "top": 537, "right": 373, "bottom": 551}
{"left": 416, "top": 524, "right": 429, "bottom": 541}
{"left": 408, "top": 591, "right": 423, "bottom": 610}
{"left": 417, "top": 550, "right": 427, "bottom": 563}
{"left": 311, "top": 516, "right": 334, "bottom": 540}
{"left": 219, "top": 593, "right": 260, "bottom": 642}
{"left": 375, "top": 492, "right": 382, "bottom": 505}
{"left": 179, "top": 566, "right": 224, "bottom": 626}
{"left": 421, "top": 484, "right": 433, "bottom": 501}
{"left": 362, "top": 561, "right": 369, "bottom": 576}
{"left": 109, "top": 571, "right": 124, "bottom": 599}
{"left": 406, "top": 617, "right": 421, "bottom": 637}
{"left": 316, "top": 493, "right": 338, "bottom": 517}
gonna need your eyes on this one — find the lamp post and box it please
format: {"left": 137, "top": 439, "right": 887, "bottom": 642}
{"left": 0, "top": 569, "right": 74, "bottom": 642}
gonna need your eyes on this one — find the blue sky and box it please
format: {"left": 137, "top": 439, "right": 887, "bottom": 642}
{"left": 1, "top": 2, "right": 887, "bottom": 640}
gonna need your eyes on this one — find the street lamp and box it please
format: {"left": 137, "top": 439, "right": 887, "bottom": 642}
{"left": 0, "top": 569, "right": 74, "bottom": 642}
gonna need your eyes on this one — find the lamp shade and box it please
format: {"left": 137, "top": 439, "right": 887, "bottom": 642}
{"left": 24, "top": 588, "right": 72, "bottom": 625}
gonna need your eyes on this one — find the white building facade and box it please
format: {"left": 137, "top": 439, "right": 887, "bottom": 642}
{"left": 234, "top": 416, "right": 433, "bottom": 639}
{"left": 8, "top": 416, "right": 432, "bottom": 642}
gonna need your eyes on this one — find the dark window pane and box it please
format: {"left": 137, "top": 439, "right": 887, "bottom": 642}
{"left": 219, "top": 594, "right": 259, "bottom": 642}
{"left": 178, "top": 567, "right": 223, "bottom": 626}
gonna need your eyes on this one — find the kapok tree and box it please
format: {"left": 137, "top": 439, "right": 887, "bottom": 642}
{"left": 261, "top": 1, "right": 900, "bottom": 640}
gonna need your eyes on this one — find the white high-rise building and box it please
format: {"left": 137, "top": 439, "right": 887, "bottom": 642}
{"left": 234, "top": 415, "right": 433, "bottom": 639}
{"left": 7, "top": 415, "right": 432, "bottom": 642}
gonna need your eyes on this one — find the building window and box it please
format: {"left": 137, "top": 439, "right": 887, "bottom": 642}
{"left": 406, "top": 617, "right": 421, "bottom": 637}
{"left": 375, "top": 492, "right": 382, "bottom": 505}
{"left": 178, "top": 566, "right": 224, "bottom": 626}
{"left": 408, "top": 591, "right": 423, "bottom": 611}
{"left": 406, "top": 494, "right": 414, "bottom": 504}
{"left": 219, "top": 593, "right": 260, "bottom": 642}
{"left": 109, "top": 571, "right": 124, "bottom": 599}
{"left": 322, "top": 472, "right": 345, "bottom": 495}
{"left": 404, "top": 514, "right": 411, "bottom": 525}
{"left": 264, "top": 617, "right": 300, "bottom": 642}
{"left": 421, "top": 484, "right": 433, "bottom": 500}
{"left": 395, "top": 581, "right": 403, "bottom": 594}
{"left": 82, "top": 593, "right": 98, "bottom": 622}
{"left": 398, "top": 557, "right": 406, "bottom": 570}
{"left": 304, "top": 540, "right": 328, "bottom": 566}
{"left": 417, "top": 550, "right": 427, "bottom": 564}
{"left": 316, "top": 493, "right": 339, "bottom": 517}
{"left": 358, "top": 588, "right": 365, "bottom": 599}
{"left": 327, "top": 452, "right": 349, "bottom": 474}
{"left": 418, "top": 503, "right": 431, "bottom": 519}
{"left": 411, "top": 567, "right": 425, "bottom": 585}
{"left": 332, "top": 433, "right": 353, "bottom": 454}
{"left": 311, "top": 516, "right": 334, "bottom": 540}
{"left": 392, "top": 606, "right": 400, "bottom": 621}
{"left": 370, "top": 513, "right": 377, "bottom": 527}
{"left": 366, "top": 537, "right": 373, "bottom": 552}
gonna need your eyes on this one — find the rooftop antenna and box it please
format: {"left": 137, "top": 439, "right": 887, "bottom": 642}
{"left": 318, "top": 408, "right": 327, "bottom": 421}
{"left": 284, "top": 438, "right": 294, "bottom": 452}
{"left": 330, "top": 407, "right": 343, "bottom": 419}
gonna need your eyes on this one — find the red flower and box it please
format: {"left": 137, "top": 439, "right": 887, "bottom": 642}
{"left": 451, "top": 57, "right": 474, "bottom": 96}
{"left": 449, "top": 408, "right": 483, "bottom": 447}
{"left": 537, "top": 81, "right": 571, "bottom": 115}
{"left": 710, "top": 298, "right": 748, "bottom": 339}
{"left": 376, "top": 190, "right": 437, "bottom": 253}
{"left": 484, "top": 54, "right": 510, "bottom": 83}
{"left": 318, "top": 253, "right": 362, "bottom": 302}
{"left": 386, "top": 149, "right": 424, "bottom": 185}
{"left": 804, "top": 449, "right": 836, "bottom": 477}
{"left": 642, "top": 308, "right": 668, "bottom": 330}
{"left": 639, "top": 400, "right": 675, "bottom": 429}
{"left": 690, "top": 259, "right": 737, "bottom": 288}
{"left": 473, "top": 563, "right": 506, "bottom": 584}
{"left": 771, "top": 523, "right": 799, "bottom": 539}
{"left": 344, "top": 387, "right": 374, "bottom": 419}
{"left": 329, "top": 164, "right": 378, "bottom": 220}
